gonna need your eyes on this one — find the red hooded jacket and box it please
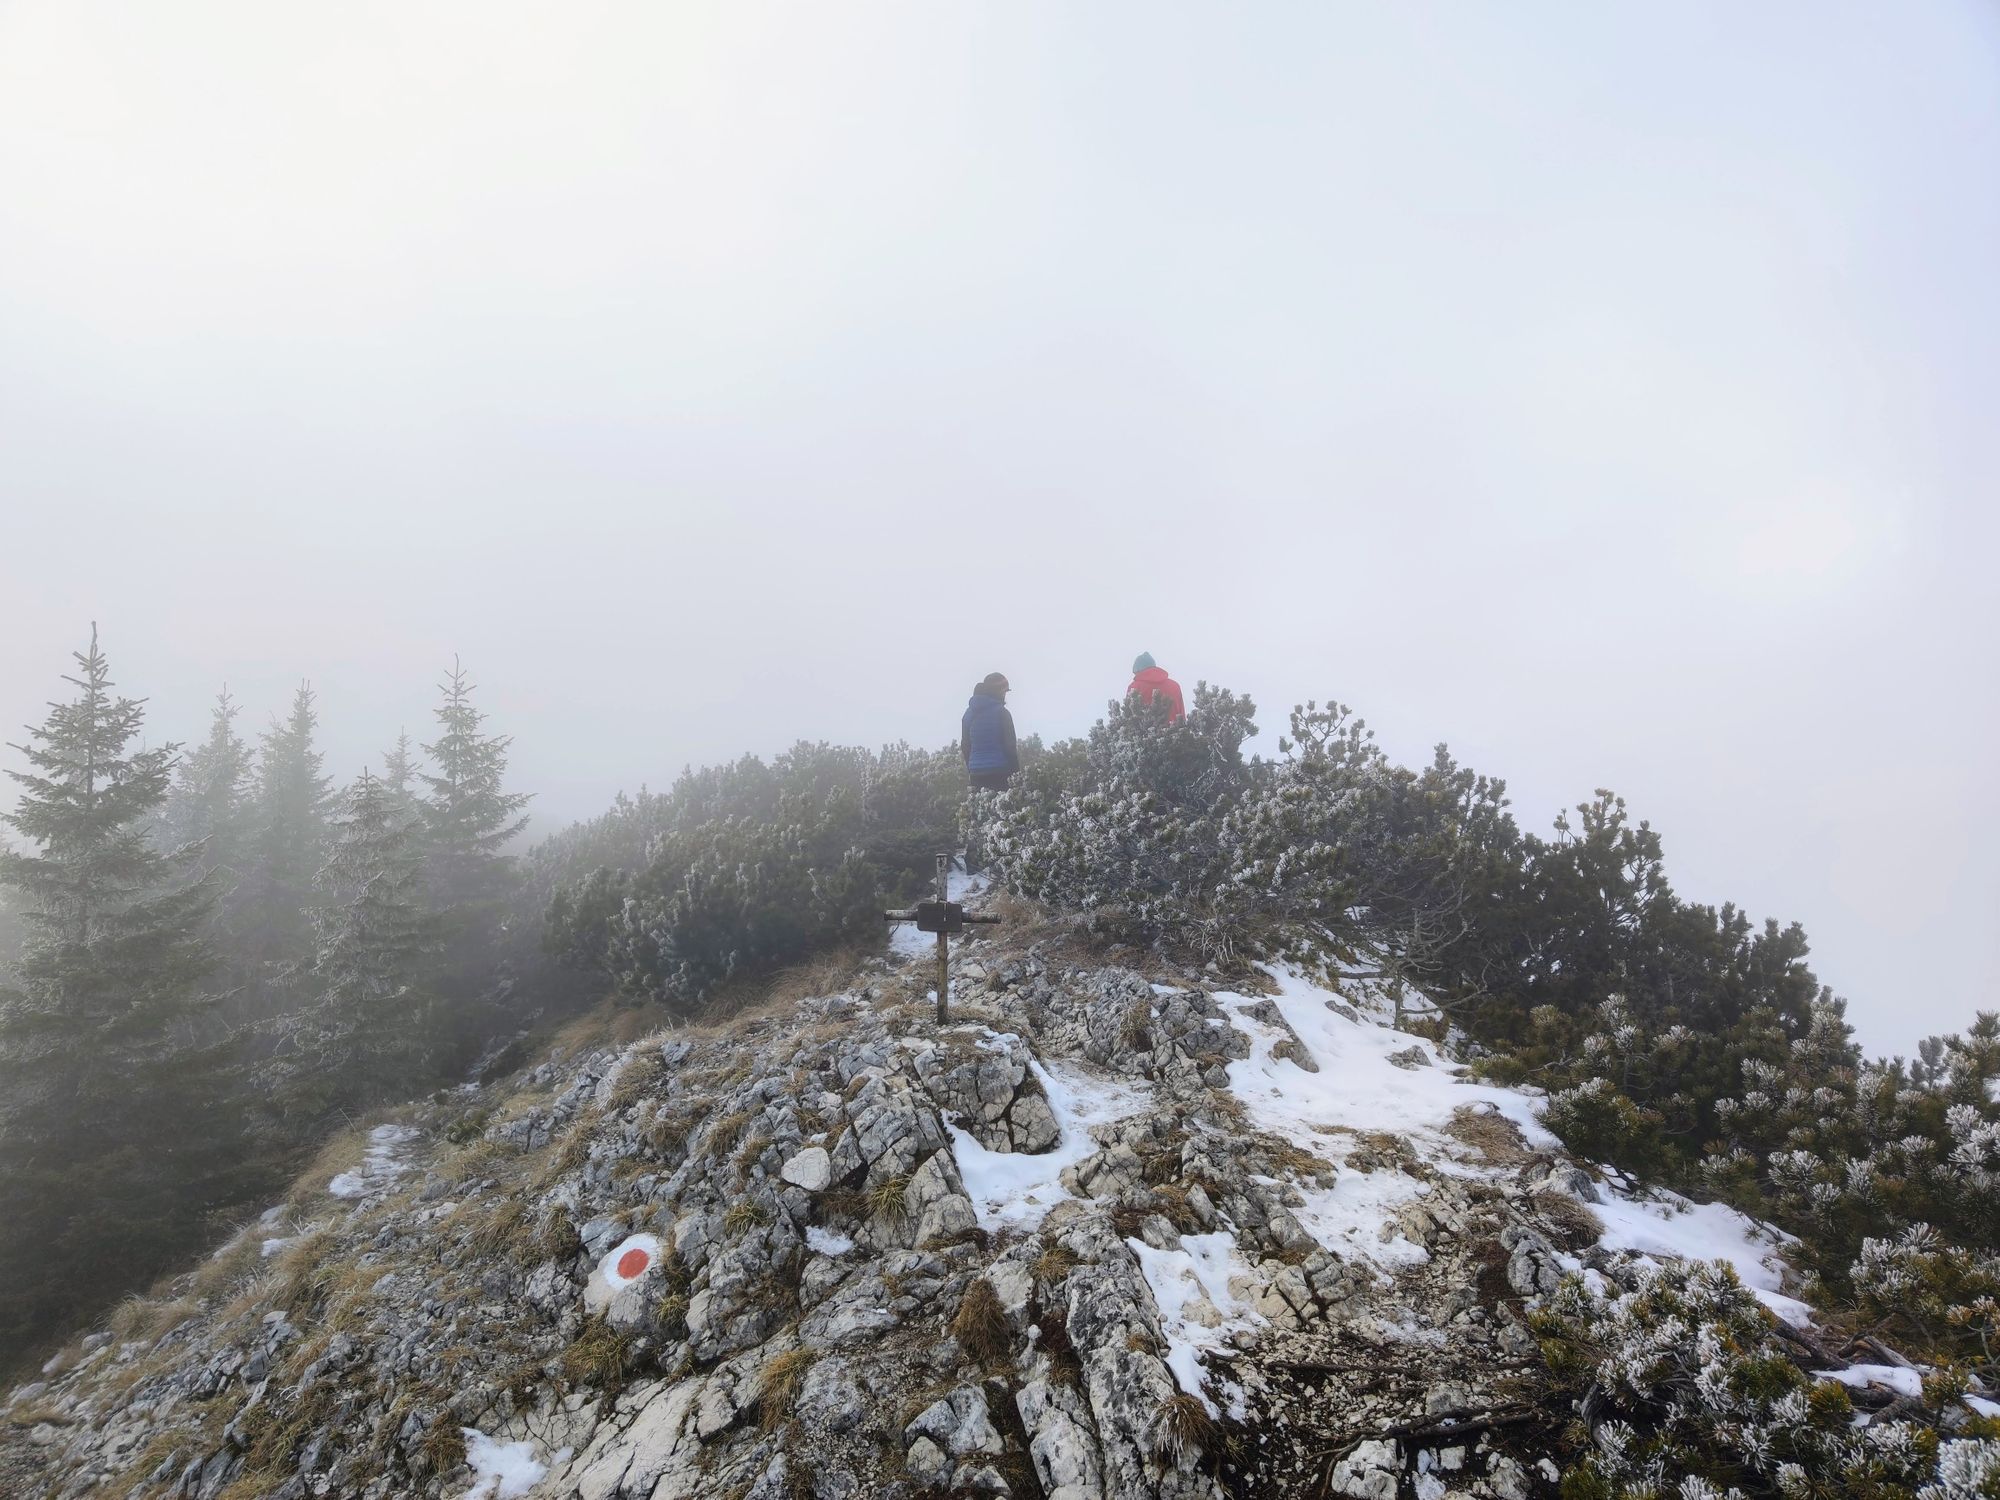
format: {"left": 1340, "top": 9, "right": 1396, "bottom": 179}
{"left": 1127, "top": 666, "right": 1186, "bottom": 724}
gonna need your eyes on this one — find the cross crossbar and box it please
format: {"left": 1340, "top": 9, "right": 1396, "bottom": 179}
{"left": 883, "top": 853, "right": 1001, "bottom": 1023}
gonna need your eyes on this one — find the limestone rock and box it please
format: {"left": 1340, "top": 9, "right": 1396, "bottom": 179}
{"left": 780, "top": 1146, "right": 831, "bottom": 1191}
{"left": 1326, "top": 1437, "right": 1400, "bottom": 1499}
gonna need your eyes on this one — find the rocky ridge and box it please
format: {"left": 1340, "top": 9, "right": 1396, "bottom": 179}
{"left": 0, "top": 911, "right": 1710, "bottom": 1500}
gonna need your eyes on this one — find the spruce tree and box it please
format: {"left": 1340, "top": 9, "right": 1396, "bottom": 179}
{"left": 419, "top": 660, "right": 530, "bottom": 914}
{"left": 241, "top": 682, "right": 332, "bottom": 975}
{"left": 285, "top": 770, "right": 435, "bottom": 1106}
{"left": 0, "top": 628, "right": 238, "bottom": 1354}
{"left": 380, "top": 730, "right": 421, "bottom": 829}
{"left": 161, "top": 689, "right": 251, "bottom": 860}
{"left": 159, "top": 689, "right": 254, "bottom": 948}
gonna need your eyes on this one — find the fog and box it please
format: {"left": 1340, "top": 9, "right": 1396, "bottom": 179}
{"left": 1, "top": 2, "right": 1994, "bottom": 1055}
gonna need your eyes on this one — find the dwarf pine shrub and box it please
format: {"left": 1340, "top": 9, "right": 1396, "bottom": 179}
{"left": 1533, "top": 1258, "right": 2000, "bottom": 1498}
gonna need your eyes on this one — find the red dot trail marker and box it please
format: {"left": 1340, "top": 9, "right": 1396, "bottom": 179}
{"left": 585, "top": 1231, "right": 664, "bottom": 1312}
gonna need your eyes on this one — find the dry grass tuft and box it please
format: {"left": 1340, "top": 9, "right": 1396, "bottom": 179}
{"left": 418, "top": 1416, "right": 468, "bottom": 1476}
{"left": 609, "top": 1050, "right": 669, "bottom": 1111}
{"left": 867, "top": 1173, "right": 912, "bottom": 1228}
{"left": 1032, "top": 1297, "right": 1083, "bottom": 1387}
{"left": 536, "top": 1212, "right": 584, "bottom": 1264}
{"left": 109, "top": 1292, "right": 196, "bottom": 1345}
{"left": 291, "top": 1127, "right": 371, "bottom": 1202}
{"left": 645, "top": 1106, "right": 701, "bottom": 1160}
{"left": 723, "top": 1199, "right": 770, "bottom": 1236}
{"left": 560, "top": 1316, "right": 636, "bottom": 1395}
{"left": 545, "top": 1109, "right": 602, "bottom": 1178}
{"left": 1445, "top": 1104, "right": 1536, "bottom": 1166}
{"left": 609, "top": 1007, "right": 659, "bottom": 1046}
{"left": 119, "top": 1430, "right": 192, "bottom": 1490}
{"left": 706, "top": 1110, "right": 753, "bottom": 1156}
{"left": 1120, "top": 998, "right": 1155, "bottom": 1052}
{"left": 1150, "top": 1182, "right": 1203, "bottom": 1234}
{"left": 549, "top": 1007, "right": 620, "bottom": 1060}
{"left": 1033, "top": 1243, "right": 1078, "bottom": 1286}
{"left": 757, "top": 1346, "right": 816, "bottom": 1431}
{"left": 950, "top": 1276, "right": 1010, "bottom": 1365}
{"left": 819, "top": 1187, "right": 866, "bottom": 1224}
{"left": 270, "top": 1233, "right": 341, "bottom": 1323}
{"left": 1151, "top": 1391, "right": 1215, "bottom": 1464}
{"left": 1531, "top": 1188, "right": 1605, "bottom": 1250}
{"left": 465, "top": 1197, "right": 535, "bottom": 1262}
{"left": 765, "top": 948, "right": 866, "bottom": 1008}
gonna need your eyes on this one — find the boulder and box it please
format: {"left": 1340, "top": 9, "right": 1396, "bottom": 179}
{"left": 780, "top": 1147, "right": 831, "bottom": 1192}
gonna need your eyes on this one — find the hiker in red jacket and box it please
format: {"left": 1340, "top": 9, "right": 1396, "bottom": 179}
{"left": 1126, "top": 653, "right": 1186, "bottom": 724}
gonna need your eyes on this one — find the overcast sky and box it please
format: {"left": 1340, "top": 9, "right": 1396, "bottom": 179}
{"left": 1, "top": 2, "right": 1994, "bottom": 1055}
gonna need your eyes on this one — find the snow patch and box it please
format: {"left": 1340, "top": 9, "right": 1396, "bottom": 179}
{"left": 1814, "top": 1363, "right": 1925, "bottom": 1400}
{"left": 947, "top": 1047, "right": 1149, "bottom": 1232}
{"left": 460, "top": 1429, "right": 549, "bottom": 1499}
{"left": 1293, "top": 1171, "right": 1433, "bottom": 1273}
{"left": 328, "top": 1124, "right": 420, "bottom": 1199}
{"left": 806, "top": 1226, "right": 854, "bottom": 1257}
{"left": 1218, "top": 968, "right": 1558, "bottom": 1159}
{"left": 1125, "top": 1230, "right": 1261, "bottom": 1414}
{"left": 1591, "top": 1186, "right": 1814, "bottom": 1326}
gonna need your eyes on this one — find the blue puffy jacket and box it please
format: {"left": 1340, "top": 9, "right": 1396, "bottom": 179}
{"left": 961, "top": 688, "right": 1019, "bottom": 774}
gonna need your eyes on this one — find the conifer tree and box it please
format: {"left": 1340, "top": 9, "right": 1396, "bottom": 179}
{"left": 159, "top": 689, "right": 254, "bottom": 945}
{"left": 0, "top": 628, "right": 238, "bottom": 1353}
{"left": 161, "top": 689, "right": 251, "bottom": 859}
{"left": 284, "top": 770, "right": 435, "bottom": 1104}
{"left": 379, "top": 730, "right": 421, "bottom": 829}
{"left": 241, "top": 683, "right": 332, "bottom": 974}
{"left": 419, "top": 660, "right": 530, "bottom": 914}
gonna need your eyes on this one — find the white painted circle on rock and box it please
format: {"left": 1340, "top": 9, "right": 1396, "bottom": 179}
{"left": 600, "top": 1233, "right": 662, "bottom": 1291}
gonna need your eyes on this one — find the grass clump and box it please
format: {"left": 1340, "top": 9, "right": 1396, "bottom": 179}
{"left": 707, "top": 1110, "right": 754, "bottom": 1156}
{"left": 609, "top": 1050, "right": 668, "bottom": 1111}
{"left": 560, "top": 1316, "right": 636, "bottom": 1396}
{"left": 723, "top": 1199, "right": 770, "bottom": 1236}
{"left": 536, "top": 1212, "right": 584, "bottom": 1264}
{"left": 950, "top": 1276, "right": 1010, "bottom": 1366}
{"left": 757, "top": 1347, "right": 816, "bottom": 1431}
{"left": 1033, "top": 1243, "right": 1078, "bottom": 1286}
{"left": 1151, "top": 1390, "right": 1215, "bottom": 1464}
{"left": 466, "top": 1198, "right": 535, "bottom": 1262}
{"left": 546, "top": 1109, "right": 602, "bottom": 1177}
{"left": 271, "top": 1233, "right": 342, "bottom": 1324}
{"left": 645, "top": 1107, "right": 700, "bottom": 1160}
{"left": 867, "top": 1173, "right": 912, "bottom": 1228}
{"left": 419, "top": 1416, "right": 468, "bottom": 1476}
{"left": 1531, "top": 1188, "right": 1604, "bottom": 1250}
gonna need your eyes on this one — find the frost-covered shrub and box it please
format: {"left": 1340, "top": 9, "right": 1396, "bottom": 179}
{"left": 1533, "top": 1258, "right": 2000, "bottom": 1499}
{"left": 981, "top": 691, "right": 1518, "bottom": 974}
{"left": 1853, "top": 1227, "right": 2000, "bottom": 1374}
{"left": 543, "top": 741, "right": 963, "bottom": 1011}
{"left": 981, "top": 684, "right": 1265, "bottom": 953}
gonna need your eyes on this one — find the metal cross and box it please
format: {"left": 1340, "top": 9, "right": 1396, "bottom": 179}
{"left": 884, "top": 852, "right": 1000, "bottom": 1024}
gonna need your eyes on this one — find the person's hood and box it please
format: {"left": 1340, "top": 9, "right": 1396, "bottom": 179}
{"left": 1130, "top": 666, "right": 1173, "bottom": 686}
{"left": 967, "top": 690, "right": 1004, "bottom": 712}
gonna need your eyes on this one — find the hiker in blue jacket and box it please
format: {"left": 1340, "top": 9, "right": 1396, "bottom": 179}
{"left": 961, "top": 672, "right": 1020, "bottom": 792}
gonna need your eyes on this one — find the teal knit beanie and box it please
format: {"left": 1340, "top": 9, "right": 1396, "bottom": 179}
{"left": 1132, "top": 652, "right": 1156, "bottom": 674}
